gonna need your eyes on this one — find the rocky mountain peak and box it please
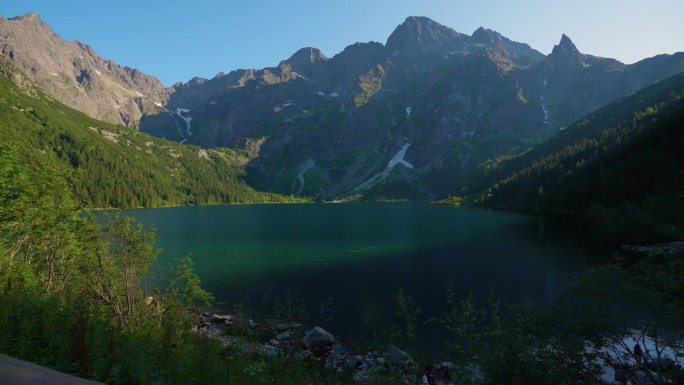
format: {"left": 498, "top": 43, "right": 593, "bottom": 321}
{"left": 544, "top": 33, "right": 586, "bottom": 73}
{"left": 385, "top": 16, "right": 463, "bottom": 53}
{"left": 7, "top": 12, "right": 54, "bottom": 34}
{"left": 0, "top": 12, "right": 166, "bottom": 126}
{"left": 552, "top": 34, "right": 581, "bottom": 57}
{"left": 285, "top": 47, "right": 328, "bottom": 66}
{"left": 9, "top": 12, "right": 43, "bottom": 23}
{"left": 471, "top": 26, "right": 501, "bottom": 45}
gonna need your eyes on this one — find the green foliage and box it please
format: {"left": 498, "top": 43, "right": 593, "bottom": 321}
{"left": 160, "top": 255, "right": 214, "bottom": 310}
{"left": 432, "top": 195, "right": 464, "bottom": 206}
{"left": 393, "top": 288, "right": 421, "bottom": 343}
{"left": 424, "top": 249, "right": 684, "bottom": 385}
{"left": 0, "top": 61, "right": 299, "bottom": 209}
{"left": 354, "top": 67, "right": 384, "bottom": 108}
{"left": 472, "top": 72, "right": 684, "bottom": 243}
{"left": 554, "top": 250, "right": 684, "bottom": 384}
{"left": 271, "top": 288, "right": 309, "bottom": 323}
{"left": 0, "top": 144, "right": 396, "bottom": 385}
{"left": 432, "top": 284, "right": 602, "bottom": 385}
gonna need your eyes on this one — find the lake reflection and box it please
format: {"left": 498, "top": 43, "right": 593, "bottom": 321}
{"left": 123, "top": 203, "right": 604, "bottom": 353}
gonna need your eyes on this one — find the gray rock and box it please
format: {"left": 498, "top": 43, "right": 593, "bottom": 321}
{"left": 275, "top": 331, "right": 292, "bottom": 341}
{"left": 301, "top": 326, "right": 335, "bottom": 348}
{"left": 275, "top": 323, "right": 289, "bottom": 332}
{"left": 258, "top": 344, "right": 278, "bottom": 356}
{"left": 269, "top": 339, "right": 280, "bottom": 346}
{"left": 211, "top": 314, "right": 234, "bottom": 324}
{"left": 0, "top": 13, "right": 167, "bottom": 127}
{"left": 389, "top": 347, "right": 414, "bottom": 366}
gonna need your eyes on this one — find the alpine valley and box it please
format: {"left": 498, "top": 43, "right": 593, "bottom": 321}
{"left": 3, "top": 9, "right": 684, "bottom": 385}
{"left": 3, "top": 13, "right": 683, "bottom": 202}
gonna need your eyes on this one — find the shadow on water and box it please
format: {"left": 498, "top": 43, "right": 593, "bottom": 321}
{"left": 123, "top": 203, "right": 610, "bottom": 357}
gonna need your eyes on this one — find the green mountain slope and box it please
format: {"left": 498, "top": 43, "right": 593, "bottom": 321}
{"left": 0, "top": 58, "right": 297, "bottom": 208}
{"left": 472, "top": 72, "right": 684, "bottom": 242}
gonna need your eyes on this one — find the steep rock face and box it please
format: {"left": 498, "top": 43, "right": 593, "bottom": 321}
{"left": 139, "top": 19, "right": 684, "bottom": 200}
{"left": 533, "top": 34, "right": 684, "bottom": 129}
{"left": 7, "top": 14, "right": 684, "bottom": 200}
{"left": 471, "top": 27, "right": 544, "bottom": 67}
{"left": 0, "top": 13, "right": 167, "bottom": 126}
{"left": 385, "top": 16, "right": 466, "bottom": 54}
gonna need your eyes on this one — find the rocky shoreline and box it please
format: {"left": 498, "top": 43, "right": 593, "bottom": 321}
{"left": 620, "top": 241, "right": 684, "bottom": 256}
{"left": 194, "top": 312, "right": 458, "bottom": 384}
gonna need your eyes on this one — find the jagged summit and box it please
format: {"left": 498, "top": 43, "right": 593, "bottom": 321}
{"left": 9, "top": 12, "right": 43, "bottom": 22}
{"left": 0, "top": 11, "right": 166, "bottom": 126}
{"left": 552, "top": 34, "right": 581, "bottom": 56}
{"left": 385, "top": 16, "right": 463, "bottom": 53}
{"left": 471, "top": 27, "right": 500, "bottom": 44}
{"left": 286, "top": 47, "right": 328, "bottom": 65}
{"left": 470, "top": 26, "right": 544, "bottom": 66}
{"left": 4, "top": 13, "right": 683, "bottom": 201}
{"left": 6, "top": 12, "right": 54, "bottom": 34}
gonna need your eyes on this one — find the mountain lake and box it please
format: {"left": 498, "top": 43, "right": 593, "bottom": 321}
{"left": 121, "top": 203, "right": 608, "bottom": 354}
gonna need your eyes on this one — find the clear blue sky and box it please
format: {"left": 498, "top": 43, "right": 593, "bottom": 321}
{"left": 2, "top": 0, "right": 683, "bottom": 86}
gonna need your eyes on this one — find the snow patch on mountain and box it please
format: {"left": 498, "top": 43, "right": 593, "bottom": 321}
{"left": 540, "top": 96, "right": 550, "bottom": 125}
{"left": 340, "top": 143, "right": 414, "bottom": 198}
{"left": 292, "top": 72, "right": 314, "bottom": 83}
{"left": 293, "top": 158, "right": 315, "bottom": 195}
{"left": 176, "top": 108, "right": 192, "bottom": 141}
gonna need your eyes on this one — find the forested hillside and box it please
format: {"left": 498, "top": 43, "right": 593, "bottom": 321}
{"left": 0, "top": 134, "right": 364, "bottom": 385}
{"left": 0, "top": 57, "right": 298, "bottom": 209}
{"left": 0, "top": 56, "right": 349, "bottom": 385}
{"left": 473, "top": 72, "right": 684, "bottom": 242}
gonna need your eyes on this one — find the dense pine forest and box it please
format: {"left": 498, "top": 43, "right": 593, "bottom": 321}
{"left": 472, "top": 73, "right": 684, "bottom": 243}
{"left": 0, "top": 57, "right": 301, "bottom": 209}
{"left": 1, "top": 46, "right": 683, "bottom": 384}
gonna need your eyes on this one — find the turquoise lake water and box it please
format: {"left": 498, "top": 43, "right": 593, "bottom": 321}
{"left": 122, "top": 203, "right": 605, "bottom": 354}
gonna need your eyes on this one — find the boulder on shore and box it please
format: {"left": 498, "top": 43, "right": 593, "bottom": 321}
{"left": 275, "top": 331, "right": 292, "bottom": 341}
{"left": 301, "top": 326, "right": 335, "bottom": 349}
{"left": 389, "top": 347, "right": 415, "bottom": 366}
{"left": 211, "top": 314, "right": 235, "bottom": 324}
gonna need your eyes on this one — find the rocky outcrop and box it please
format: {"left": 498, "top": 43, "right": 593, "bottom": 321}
{"left": 301, "top": 326, "right": 336, "bottom": 349}
{"left": 6, "top": 14, "right": 684, "bottom": 201}
{"left": 0, "top": 13, "right": 167, "bottom": 126}
{"left": 194, "top": 315, "right": 430, "bottom": 383}
{"left": 137, "top": 18, "right": 684, "bottom": 201}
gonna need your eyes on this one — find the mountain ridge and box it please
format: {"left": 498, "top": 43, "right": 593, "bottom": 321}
{"left": 0, "top": 54, "right": 297, "bottom": 208}
{"left": 472, "top": 71, "right": 684, "bottom": 242}
{"left": 3, "top": 13, "right": 684, "bottom": 201}
{"left": 0, "top": 12, "right": 168, "bottom": 126}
